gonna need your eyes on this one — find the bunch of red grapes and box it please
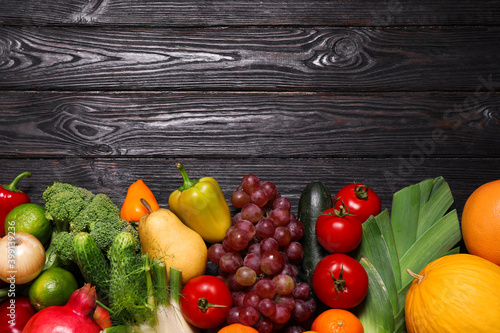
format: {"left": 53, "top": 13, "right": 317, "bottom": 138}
{"left": 207, "top": 174, "right": 316, "bottom": 333}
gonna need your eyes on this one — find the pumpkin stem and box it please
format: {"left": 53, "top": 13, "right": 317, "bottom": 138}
{"left": 407, "top": 269, "right": 425, "bottom": 283}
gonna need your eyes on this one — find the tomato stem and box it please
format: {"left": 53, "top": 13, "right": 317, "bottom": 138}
{"left": 354, "top": 183, "right": 369, "bottom": 200}
{"left": 197, "top": 298, "right": 228, "bottom": 312}
{"left": 329, "top": 265, "right": 346, "bottom": 299}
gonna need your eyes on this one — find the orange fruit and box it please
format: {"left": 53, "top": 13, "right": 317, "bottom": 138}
{"left": 311, "top": 309, "right": 364, "bottom": 333}
{"left": 217, "top": 323, "right": 259, "bottom": 333}
{"left": 461, "top": 179, "right": 500, "bottom": 266}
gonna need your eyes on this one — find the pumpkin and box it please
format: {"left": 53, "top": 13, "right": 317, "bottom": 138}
{"left": 405, "top": 254, "right": 500, "bottom": 333}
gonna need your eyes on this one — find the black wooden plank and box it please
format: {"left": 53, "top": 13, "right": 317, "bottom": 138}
{"left": 1, "top": 91, "right": 499, "bottom": 158}
{"left": 3, "top": 157, "right": 499, "bottom": 220}
{"left": 1, "top": 27, "right": 499, "bottom": 91}
{"left": 0, "top": 0, "right": 499, "bottom": 27}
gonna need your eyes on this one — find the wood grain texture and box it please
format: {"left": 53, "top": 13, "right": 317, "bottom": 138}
{"left": 1, "top": 27, "right": 499, "bottom": 91}
{"left": 3, "top": 157, "right": 499, "bottom": 219}
{"left": 1, "top": 91, "right": 500, "bottom": 158}
{"left": 0, "top": 0, "right": 499, "bottom": 27}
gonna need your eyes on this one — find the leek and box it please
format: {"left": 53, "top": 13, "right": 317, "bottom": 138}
{"left": 353, "top": 177, "right": 462, "bottom": 333}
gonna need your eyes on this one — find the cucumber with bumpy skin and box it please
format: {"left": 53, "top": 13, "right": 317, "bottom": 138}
{"left": 297, "top": 181, "right": 332, "bottom": 287}
{"left": 73, "top": 232, "right": 110, "bottom": 298}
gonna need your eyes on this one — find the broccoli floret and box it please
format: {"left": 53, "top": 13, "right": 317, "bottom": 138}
{"left": 51, "top": 231, "right": 77, "bottom": 265}
{"left": 71, "top": 193, "right": 121, "bottom": 232}
{"left": 90, "top": 214, "right": 129, "bottom": 252}
{"left": 43, "top": 182, "right": 95, "bottom": 230}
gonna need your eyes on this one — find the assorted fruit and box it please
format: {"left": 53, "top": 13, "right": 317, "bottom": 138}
{"left": 1, "top": 166, "right": 500, "bottom": 333}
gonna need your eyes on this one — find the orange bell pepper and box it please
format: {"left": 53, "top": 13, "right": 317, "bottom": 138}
{"left": 120, "top": 179, "right": 160, "bottom": 223}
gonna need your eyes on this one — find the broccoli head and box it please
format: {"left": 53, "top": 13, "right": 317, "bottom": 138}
{"left": 43, "top": 182, "right": 95, "bottom": 230}
{"left": 51, "top": 231, "right": 77, "bottom": 265}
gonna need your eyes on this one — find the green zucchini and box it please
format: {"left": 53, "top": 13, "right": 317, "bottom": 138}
{"left": 297, "top": 181, "right": 332, "bottom": 287}
{"left": 73, "top": 232, "right": 110, "bottom": 298}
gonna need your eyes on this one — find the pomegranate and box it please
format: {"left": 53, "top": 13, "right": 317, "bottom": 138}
{"left": 22, "top": 284, "right": 102, "bottom": 333}
{"left": 0, "top": 296, "right": 36, "bottom": 333}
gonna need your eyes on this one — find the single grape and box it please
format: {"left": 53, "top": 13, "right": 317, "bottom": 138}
{"left": 226, "top": 306, "right": 242, "bottom": 324}
{"left": 219, "top": 252, "right": 243, "bottom": 273}
{"left": 258, "top": 298, "right": 276, "bottom": 317}
{"left": 250, "top": 188, "right": 269, "bottom": 207}
{"left": 269, "top": 304, "right": 291, "bottom": 325}
{"left": 226, "top": 272, "right": 245, "bottom": 291}
{"left": 291, "top": 299, "right": 312, "bottom": 322}
{"left": 260, "top": 250, "right": 285, "bottom": 276}
{"left": 255, "top": 278, "right": 277, "bottom": 299}
{"left": 239, "top": 306, "right": 260, "bottom": 326}
{"left": 234, "top": 219, "right": 256, "bottom": 239}
{"left": 285, "top": 325, "right": 308, "bottom": 333}
{"left": 232, "top": 212, "right": 243, "bottom": 224}
{"left": 280, "top": 263, "right": 299, "bottom": 279}
{"left": 270, "top": 208, "right": 291, "bottom": 226}
{"left": 273, "top": 197, "right": 291, "bottom": 211}
{"left": 241, "top": 203, "right": 264, "bottom": 223}
{"left": 233, "top": 291, "right": 246, "bottom": 308}
{"left": 274, "top": 294, "right": 296, "bottom": 312}
{"left": 243, "top": 291, "right": 261, "bottom": 308}
{"left": 241, "top": 174, "right": 261, "bottom": 194}
{"left": 231, "top": 189, "right": 250, "bottom": 208}
{"left": 260, "top": 237, "right": 279, "bottom": 253}
{"left": 260, "top": 181, "right": 277, "bottom": 201}
{"left": 283, "top": 241, "right": 303, "bottom": 261}
{"left": 273, "top": 274, "right": 295, "bottom": 295}
{"left": 287, "top": 218, "right": 305, "bottom": 241}
{"left": 243, "top": 253, "right": 262, "bottom": 275}
{"left": 305, "top": 297, "right": 317, "bottom": 314}
{"left": 292, "top": 282, "right": 310, "bottom": 301}
{"left": 254, "top": 316, "right": 274, "bottom": 333}
{"left": 227, "top": 228, "right": 250, "bottom": 251}
{"left": 256, "top": 218, "right": 276, "bottom": 239}
{"left": 247, "top": 243, "right": 262, "bottom": 256}
{"left": 273, "top": 226, "right": 292, "bottom": 247}
{"left": 235, "top": 266, "right": 257, "bottom": 286}
{"left": 207, "top": 243, "right": 226, "bottom": 265}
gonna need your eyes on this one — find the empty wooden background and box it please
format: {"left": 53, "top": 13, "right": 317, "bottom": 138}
{"left": 1, "top": 1, "right": 500, "bottom": 223}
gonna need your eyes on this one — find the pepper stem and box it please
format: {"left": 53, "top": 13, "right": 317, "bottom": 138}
{"left": 140, "top": 198, "right": 153, "bottom": 214}
{"left": 3, "top": 172, "right": 31, "bottom": 192}
{"left": 175, "top": 162, "right": 198, "bottom": 191}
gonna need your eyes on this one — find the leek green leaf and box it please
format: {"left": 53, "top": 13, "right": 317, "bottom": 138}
{"left": 356, "top": 177, "right": 462, "bottom": 333}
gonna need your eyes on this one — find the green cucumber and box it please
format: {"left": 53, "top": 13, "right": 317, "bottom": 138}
{"left": 73, "top": 232, "right": 110, "bottom": 298}
{"left": 297, "top": 181, "right": 332, "bottom": 287}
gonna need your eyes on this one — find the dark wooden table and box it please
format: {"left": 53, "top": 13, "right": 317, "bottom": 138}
{"left": 1, "top": 1, "right": 499, "bottom": 329}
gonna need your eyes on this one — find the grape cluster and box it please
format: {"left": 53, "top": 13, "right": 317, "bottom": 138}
{"left": 208, "top": 174, "right": 316, "bottom": 333}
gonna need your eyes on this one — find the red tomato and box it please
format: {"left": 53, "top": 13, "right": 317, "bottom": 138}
{"left": 334, "top": 183, "right": 381, "bottom": 223}
{"left": 315, "top": 207, "right": 363, "bottom": 253}
{"left": 180, "top": 275, "right": 233, "bottom": 329}
{"left": 0, "top": 296, "right": 36, "bottom": 333}
{"left": 312, "top": 253, "right": 368, "bottom": 309}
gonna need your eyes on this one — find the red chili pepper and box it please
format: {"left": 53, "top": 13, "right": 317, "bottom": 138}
{"left": 1, "top": 171, "right": 32, "bottom": 237}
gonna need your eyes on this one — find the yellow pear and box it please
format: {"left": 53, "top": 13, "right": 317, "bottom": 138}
{"left": 138, "top": 200, "right": 207, "bottom": 284}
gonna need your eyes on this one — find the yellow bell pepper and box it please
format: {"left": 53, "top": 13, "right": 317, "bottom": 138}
{"left": 168, "top": 162, "right": 232, "bottom": 243}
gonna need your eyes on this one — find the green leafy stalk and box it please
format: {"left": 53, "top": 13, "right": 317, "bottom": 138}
{"left": 353, "top": 177, "right": 462, "bottom": 332}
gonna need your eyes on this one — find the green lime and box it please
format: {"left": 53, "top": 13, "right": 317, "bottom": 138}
{"left": 5, "top": 203, "right": 52, "bottom": 245}
{"left": 28, "top": 267, "right": 79, "bottom": 311}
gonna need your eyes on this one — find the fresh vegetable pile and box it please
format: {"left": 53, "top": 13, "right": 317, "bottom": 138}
{"left": 2, "top": 166, "right": 500, "bottom": 333}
